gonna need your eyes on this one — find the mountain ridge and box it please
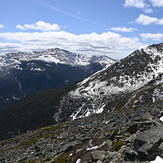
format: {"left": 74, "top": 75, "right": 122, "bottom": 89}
{"left": 0, "top": 48, "right": 115, "bottom": 70}
{"left": 54, "top": 43, "right": 163, "bottom": 121}
{"left": 0, "top": 48, "right": 115, "bottom": 110}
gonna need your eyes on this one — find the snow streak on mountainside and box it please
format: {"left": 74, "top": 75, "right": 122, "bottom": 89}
{"left": 56, "top": 43, "right": 163, "bottom": 121}
{"left": 72, "top": 44, "right": 163, "bottom": 97}
{"left": 0, "top": 48, "right": 115, "bottom": 71}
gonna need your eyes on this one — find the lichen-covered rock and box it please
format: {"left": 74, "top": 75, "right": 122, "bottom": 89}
{"left": 91, "top": 150, "right": 108, "bottom": 162}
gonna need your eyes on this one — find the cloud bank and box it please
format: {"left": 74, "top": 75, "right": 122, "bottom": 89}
{"left": 0, "top": 30, "right": 147, "bottom": 59}
{"left": 124, "top": 0, "right": 153, "bottom": 13}
{"left": 140, "top": 33, "right": 163, "bottom": 41}
{"left": 124, "top": 0, "right": 163, "bottom": 13}
{"left": 109, "top": 27, "right": 137, "bottom": 32}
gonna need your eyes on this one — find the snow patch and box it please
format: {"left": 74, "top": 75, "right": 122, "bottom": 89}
{"left": 150, "top": 156, "right": 163, "bottom": 163}
{"left": 87, "top": 146, "right": 98, "bottom": 151}
{"left": 96, "top": 104, "right": 105, "bottom": 114}
{"left": 13, "top": 96, "right": 20, "bottom": 100}
{"left": 76, "top": 159, "right": 81, "bottom": 163}
{"left": 70, "top": 105, "right": 84, "bottom": 120}
{"left": 33, "top": 68, "right": 45, "bottom": 71}
{"left": 37, "top": 55, "right": 65, "bottom": 64}
{"left": 160, "top": 116, "right": 163, "bottom": 122}
{"left": 69, "top": 153, "right": 72, "bottom": 156}
{"left": 85, "top": 110, "right": 91, "bottom": 117}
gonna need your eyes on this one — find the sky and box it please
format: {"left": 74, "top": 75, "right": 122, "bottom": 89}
{"left": 0, "top": 0, "right": 163, "bottom": 59}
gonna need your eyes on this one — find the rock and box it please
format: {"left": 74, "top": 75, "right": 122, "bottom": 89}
{"left": 126, "top": 126, "right": 163, "bottom": 162}
{"left": 58, "top": 141, "right": 76, "bottom": 153}
{"left": 91, "top": 150, "right": 108, "bottom": 162}
{"left": 124, "top": 147, "right": 138, "bottom": 161}
{"left": 96, "top": 160, "right": 102, "bottom": 163}
{"left": 125, "top": 133, "right": 136, "bottom": 145}
{"left": 89, "top": 139, "right": 93, "bottom": 146}
{"left": 138, "top": 143, "right": 157, "bottom": 161}
{"left": 34, "top": 146, "right": 40, "bottom": 152}
{"left": 96, "top": 160, "right": 103, "bottom": 163}
{"left": 127, "top": 121, "right": 156, "bottom": 134}
{"left": 109, "top": 152, "right": 122, "bottom": 163}
{"left": 158, "top": 142, "right": 163, "bottom": 158}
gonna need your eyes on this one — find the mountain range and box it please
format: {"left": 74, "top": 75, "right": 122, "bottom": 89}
{"left": 0, "top": 48, "right": 115, "bottom": 110}
{"left": 1, "top": 43, "right": 163, "bottom": 162}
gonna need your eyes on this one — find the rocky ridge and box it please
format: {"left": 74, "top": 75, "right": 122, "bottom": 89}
{"left": 0, "top": 48, "right": 115, "bottom": 70}
{"left": 0, "top": 99, "right": 163, "bottom": 162}
{"left": 54, "top": 43, "right": 163, "bottom": 122}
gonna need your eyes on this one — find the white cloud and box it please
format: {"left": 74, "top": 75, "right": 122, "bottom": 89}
{"left": 135, "top": 14, "right": 163, "bottom": 25}
{"left": 16, "top": 21, "right": 60, "bottom": 31}
{"left": 0, "top": 42, "right": 23, "bottom": 54}
{"left": 0, "top": 31, "right": 147, "bottom": 59}
{"left": 109, "top": 27, "right": 137, "bottom": 32}
{"left": 124, "top": 0, "right": 154, "bottom": 13}
{"left": 158, "top": 18, "right": 163, "bottom": 25}
{"left": 124, "top": 0, "right": 163, "bottom": 13}
{"left": 0, "top": 24, "right": 4, "bottom": 28}
{"left": 135, "top": 14, "right": 159, "bottom": 25}
{"left": 144, "top": 8, "right": 154, "bottom": 13}
{"left": 140, "top": 33, "right": 163, "bottom": 41}
{"left": 124, "top": 0, "right": 147, "bottom": 8}
{"left": 150, "top": 0, "right": 163, "bottom": 7}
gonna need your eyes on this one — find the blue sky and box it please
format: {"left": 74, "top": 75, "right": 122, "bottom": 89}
{"left": 0, "top": 0, "right": 163, "bottom": 59}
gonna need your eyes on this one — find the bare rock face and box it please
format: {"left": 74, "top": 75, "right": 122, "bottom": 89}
{"left": 124, "top": 126, "right": 163, "bottom": 162}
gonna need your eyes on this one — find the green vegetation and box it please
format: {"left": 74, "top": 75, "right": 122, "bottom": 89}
{"left": 18, "top": 160, "right": 38, "bottom": 163}
{"left": 0, "top": 122, "right": 67, "bottom": 154}
{"left": 112, "top": 141, "right": 124, "bottom": 151}
{"left": 51, "top": 153, "right": 72, "bottom": 163}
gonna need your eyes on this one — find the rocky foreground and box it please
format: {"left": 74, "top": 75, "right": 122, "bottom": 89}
{"left": 0, "top": 101, "right": 163, "bottom": 163}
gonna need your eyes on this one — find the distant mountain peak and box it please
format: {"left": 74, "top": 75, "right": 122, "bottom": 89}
{"left": 0, "top": 48, "right": 116, "bottom": 70}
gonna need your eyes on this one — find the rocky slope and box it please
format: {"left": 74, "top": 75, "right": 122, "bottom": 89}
{"left": 54, "top": 43, "right": 163, "bottom": 122}
{"left": 0, "top": 98, "right": 163, "bottom": 162}
{"left": 0, "top": 48, "right": 115, "bottom": 110}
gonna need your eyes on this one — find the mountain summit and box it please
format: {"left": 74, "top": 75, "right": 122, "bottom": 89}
{"left": 0, "top": 48, "right": 114, "bottom": 69}
{"left": 0, "top": 48, "right": 115, "bottom": 110}
{"left": 55, "top": 43, "right": 163, "bottom": 121}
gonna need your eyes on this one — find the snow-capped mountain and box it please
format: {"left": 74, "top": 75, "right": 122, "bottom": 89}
{"left": 0, "top": 48, "right": 115, "bottom": 71}
{"left": 0, "top": 48, "right": 115, "bottom": 110}
{"left": 55, "top": 43, "right": 163, "bottom": 121}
